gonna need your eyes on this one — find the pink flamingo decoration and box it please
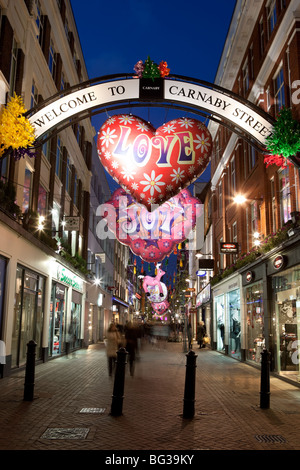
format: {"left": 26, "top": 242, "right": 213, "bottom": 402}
{"left": 143, "top": 263, "right": 165, "bottom": 297}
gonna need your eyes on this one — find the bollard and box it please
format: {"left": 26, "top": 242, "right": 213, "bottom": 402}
{"left": 183, "top": 350, "right": 197, "bottom": 419}
{"left": 260, "top": 348, "right": 271, "bottom": 409}
{"left": 110, "top": 347, "right": 128, "bottom": 416}
{"left": 23, "top": 340, "right": 37, "bottom": 401}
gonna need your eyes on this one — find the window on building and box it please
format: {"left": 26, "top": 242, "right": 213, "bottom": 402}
{"left": 48, "top": 39, "right": 56, "bottom": 78}
{"left": 30, "top": 80, "right": 39, "bottom": 109}
{"left": 274, "top": 67, "right": 285, "bottom": 114}
{"left": 42, "top": 135, "right": 50, "bottom": 161}
{"left": 73, "top": 173, "right": 78, "bottom": 206}
{"left": 22, "top": 168, "right": 33, "bottom": 213}
{"left": 34, "top": 0, "right": 44, "bottom": 45}
{"left": 55, "top": 137, "right": 63, "bottom": 180}
{"left": 219, "top": 237, "right": 224, "bottom": 270}
{"left": 37, "top": 184, "right": 47, "bottom": 216}
{"left": 270, "top": 177, "right": 277, "bottom": 233}
{"left": 66, "top": 156, "right": 72, "bottom": 194}
{"left": 9, "top": 37, "right": 18, "bottom": 97}
{"left": 251, "top": 201, "right": 259, "bottom": 239}
{"left": 242, "top": 59, "right": 249, "bottom": 96}
{"left": 0, "top": 155, "right": 9, "bottom": 182}
{"left": 278, "top": 167, "right": 291, "bottom": 225}
{"left": 267, "top": 0, "right": 277, "bottom": 39}
{"left": 249, "top": 144, "right": 256, "bottom": 170}
{"left": 230, "top": 157, "right": 236, "bottom": 195}
{"left": 249, "top": 44, "right": 254, "bottom": 80}
{"left": 218, "top": 181, "right": 222, "bottom": 217}
{"left": 232, "top": 221, "right": 238, "bottom": 262}
{"left": 60, "top": 71, "right": 65, "bottom": 91}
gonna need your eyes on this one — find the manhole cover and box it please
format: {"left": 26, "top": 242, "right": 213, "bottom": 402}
{"left": 79, "top": 407, "right": 106, "bottom": 414}
{"left": 255, "top": 435, "right": 286, "bottom": 444}
{"left": 41, "top": 428, "right": 89, "bottom": 440}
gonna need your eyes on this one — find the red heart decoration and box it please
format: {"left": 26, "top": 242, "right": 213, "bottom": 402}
{"left": 97, "top": 115, "right": 211, "bottom": 211}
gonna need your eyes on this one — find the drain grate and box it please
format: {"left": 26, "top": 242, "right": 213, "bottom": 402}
{"left": 79, "top": 407, "right": 106, "bottom": 414}
{"left": 41, "top": 428, "right": 89, "bottom": 440}
{"left": 255, "top": 434, "right": 286, "bottom": 444}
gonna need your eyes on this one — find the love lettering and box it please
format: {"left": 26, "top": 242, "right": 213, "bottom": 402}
{"left": 113, "top": 125, "right": 195, "bottom": 167}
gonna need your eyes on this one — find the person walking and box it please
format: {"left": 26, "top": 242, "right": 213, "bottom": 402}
{"left": 125, "top": 322, "right": 138, "bottom": 376}
{"left": 187, "top": 322, "right": 193, "bottom": 350}
{"left": 197, "top": 321, "right": 206, "bottom": 349}
{"left": 105, "top": 323, "right": 120, "bottom": 376}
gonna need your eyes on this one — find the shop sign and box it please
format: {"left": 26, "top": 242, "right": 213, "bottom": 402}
{"left": 56, "top": 264, "right": 83, "bottom": 291}
{"left": 246, "top": 271, "right": 253, "bottom": 283}
{"left": 273, "top": 254, "right": 286, "bottom": 270}
{"left": 196, "top": 270, "right": 206, "bottom": 277}
{"left": 198, "top": 259, "right": 214, "bottom": 270}
{"left": 196, "top": 284, "right": 211, "bottom": 306}
{"left": 63, "top": 216, "right": 80, "bottom": 231}
{"left": 220, "top": 242, "right": 239, "bottom": 254}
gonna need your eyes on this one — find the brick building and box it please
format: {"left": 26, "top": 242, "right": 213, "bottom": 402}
{"left": 199, "top": 0, "right": 300, "bottom": 384}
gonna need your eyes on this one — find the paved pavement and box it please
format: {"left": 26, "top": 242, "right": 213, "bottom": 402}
{"left": 1, "top": 337, "right": 300, "bottom": 458}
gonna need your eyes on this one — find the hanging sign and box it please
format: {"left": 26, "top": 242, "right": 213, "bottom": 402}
{"left": 220, "top": 242, "right": 239, "bottom": 254}
{"left": 273, "top": 254, "right": 286, "bottom": 270}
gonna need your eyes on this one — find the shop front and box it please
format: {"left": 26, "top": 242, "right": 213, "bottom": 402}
{"left": 212, "top": 272, "right": 243, "bottom": 360}
{"left": 268, "top": 245, "right": 300, "bottom": 383}
{"left": 48, "top": 262, "right": 84, "bottom": 358}
{"left": 196, "top": 284, "right": 212, "bottom": 342}
{"left": 12, "top": 265, "right": 46, "bottom": 367}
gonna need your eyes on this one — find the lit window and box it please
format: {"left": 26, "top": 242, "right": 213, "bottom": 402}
{"left": 274, "top": 67, "right": 285, "bottom": 114}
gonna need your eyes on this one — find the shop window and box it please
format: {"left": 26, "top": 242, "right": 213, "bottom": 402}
{"left": 228, "top": 289, "right": 241, "bottom": 359}
{"left": 11, "top": 266, "right": 45, "bottom": 367}
{"left": 215, "top": 295, "right": 225, "bottom": 351}
{"left": 271, "top": 267, "right": 300, "bottom": 381}
{"left": 245, "top": 281, "right": 264, "bottom": 363}
{"left": 49, "top": 283, "right": 66, "bottom": 356}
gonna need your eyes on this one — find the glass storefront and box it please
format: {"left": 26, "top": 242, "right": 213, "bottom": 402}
{"left": 271, "top": 266, "right": 300, "bottom": 381}
{"left": 245, "top": 281, "right": 264, "bottom": 363}
{"left": 0, "top": 255, "right": 7, "bottom": 340}
{"left": 215, "top": 294, "right": 225, "bottom": 351}
{"left": 49, "top": 283, "right": 67, "bottom": 356}
{"left": 228, "top": 289, "right": 241, "bottom": 360}
{"left": 12, "top": 266, "right": 45, "bottom": 367}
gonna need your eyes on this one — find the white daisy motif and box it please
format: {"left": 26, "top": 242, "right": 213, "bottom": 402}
{"left": 147, "top": 197, "right": 156, "bottom": 205}
{"left": 104, "top": 151, "right": 111, "bottom": 160}
{"left": 194, "top": 133, "right": 211, "bottom": 153}
{"left": 131, "top": 182, "right": 139, "bottom": 190}
{"left": 119, "top": 115, "right": 135, "bottom": 124}
{"left": 136, "top": 121, "right": 149, "bottom": 132}
{"left": 171, "top": 167, "right": 185, "bottom": 183}
{"left": 121, "top": 166, "right": 136, "bottom": 181}
{"left": 178, "top": 118, "right": 193, "bottom": 129}
{"left": 100, "top": 127, "right": 117, "bottom": 148}
{"left": 162, "top": 123, "right": 176, "bottom": 134}
{"left": 106, "top": 117, "right": 116, "bottom": 125}
{"left": 166, "top": 184, "right": 173, "bottom": 192}
{"left": 188, "top": 165, "right": 195, "bottom": 174}
{"left": 112, "top": 160, "right": 119, "bottom": 169}
{"left": 140, "top": 193, "right": 145, "bottom": 199}
{"left": 140, "top": 170, "right": 165, "bottom": 196}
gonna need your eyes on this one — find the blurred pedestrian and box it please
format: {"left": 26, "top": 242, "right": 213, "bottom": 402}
{"left": 197, "top": 321, "right": 206, "bottom": 349}
{"left": 106, "top": 323, "right": 120, "bottom": 376}
{"left": 125, "top": 322, "right": 138, "bottom": 376}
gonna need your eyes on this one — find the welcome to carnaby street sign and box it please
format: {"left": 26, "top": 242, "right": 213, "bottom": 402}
{"left": 27, "top": 74, "right": 275, "bottom": 154}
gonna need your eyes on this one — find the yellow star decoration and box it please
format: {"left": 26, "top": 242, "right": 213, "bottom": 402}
{"left": 0, "top": 93, "right": 36, "bottom": 157}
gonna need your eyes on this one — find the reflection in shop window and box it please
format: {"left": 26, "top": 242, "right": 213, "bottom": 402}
{"left": 271, "top": 267, "right": 300, "bottom": 381}
{"left": 245, "top": 282, "right": 264, "bottom": 363}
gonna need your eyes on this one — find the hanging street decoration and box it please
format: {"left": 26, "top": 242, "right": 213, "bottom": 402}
{"left": 142, "top": 263, "right": 168, "bottom": 302}
{"left": 265, "top": 107, "right": 300, "bottom": 167}
{"left": 151, "top": 299, "right": 170, "bottom": 315}
{"left": 0, "top": 94, "right": 36, "bottom": 159}
{"left": 133, "top": 56, "right": 170, "bottom": 79}
{"left": 97, "top": 114, "right": 211, "bottom": 210}
{"left": 97, "top": 187, "right": 201, "bottom": 263}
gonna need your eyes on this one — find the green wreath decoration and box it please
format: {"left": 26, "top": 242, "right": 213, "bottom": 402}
{"left": 265, "top": 107, "right": 300, "bottom": 159}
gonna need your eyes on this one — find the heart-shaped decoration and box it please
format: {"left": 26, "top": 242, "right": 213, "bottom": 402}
{"left": 97, "top": 114, "right": 211, "bottom": 211}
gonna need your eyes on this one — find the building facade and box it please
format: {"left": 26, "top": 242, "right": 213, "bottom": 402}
{"left": 0, "top": 0, "right": 100, "bottom": 376}
{"left": 203, "top": 0, "right": 300, "bottom": 384}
